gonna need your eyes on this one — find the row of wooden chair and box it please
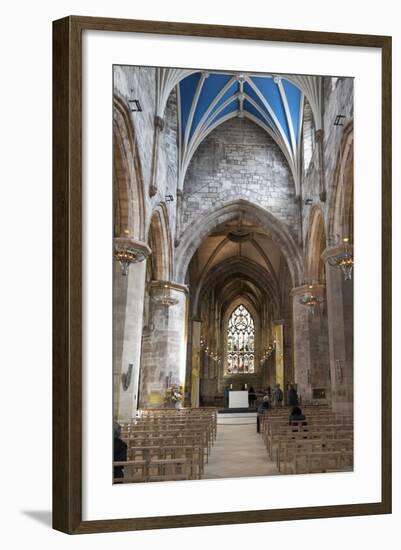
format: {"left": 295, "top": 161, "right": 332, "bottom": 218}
{"left": 276, "top": 437, "right": 353, "bottom": 474}
{"left": 115, "top": 408, "right": 217, "bottom": 483}
{"left": 114, "top": 457, "right": 195, "bottom": 483}
{"left": 259, "top": 407, "right": 353, "bottom": 475}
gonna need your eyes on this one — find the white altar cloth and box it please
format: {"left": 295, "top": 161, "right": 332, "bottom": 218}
{"left": 228, "top": 390, "right": 249, "bottom": 408}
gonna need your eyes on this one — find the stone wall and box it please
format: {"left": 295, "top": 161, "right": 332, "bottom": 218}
{"left": 139, "top": 287, "right": 188, "bottom": 408}
{"left": 297, "top": 76, "right": 353, "bottom": 407}
{"left": 181, "top": 117, "right": 300, "bottom": 243}
{"left": 301, "top": 77, "right": 354, "bottom": 245}
{"left": 113, "top": 66, "right": 179, "bottom": 245}
{"left": 114, "top": 66, "right": 156, "bottom": 193}
{"left": 157, "top": 89, "right": 179, "bottom": 244}
{"left": 113, "top": 66, "right": 181, "bottom": 416}
{"left": 112, "top": 68, "right": 354, "bottom": 416}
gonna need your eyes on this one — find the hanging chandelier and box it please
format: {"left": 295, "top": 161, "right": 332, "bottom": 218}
{"left": 114, "top": 248, "right": 139, "bottom": 276}
{"left": 151, "top": 283, "right": 179, "bottom": 307}
{"left": 260, "top": 342, "right": 275, "bottom": 364}
{"left": 114, "top": 237, "right": 150, "bottom": 276}
{"left": 299, "top": 285, "right": 324, "bottom": 315}
{"left": 327, "top": 237, "right": 353, "bottom": 281}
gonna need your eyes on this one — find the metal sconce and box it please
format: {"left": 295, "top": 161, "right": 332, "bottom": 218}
{"left": 121, "top": 363, "right": 133, "bottom": 391}
{"left": 114, "top": 237, "right": 151, "bottom": 276}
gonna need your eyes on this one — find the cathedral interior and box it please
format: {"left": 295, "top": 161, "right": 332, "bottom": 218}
{"left": 112, "top": 66, "right": 354, "bottom": 479}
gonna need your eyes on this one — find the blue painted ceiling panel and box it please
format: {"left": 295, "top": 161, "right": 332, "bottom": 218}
{"left": 243, "top": 82, "right": 272, "bottom": 119}
{"left": 282, "top": 79, "right": 302, "bottom": 139}
{"left": 208, "top": 81, "right": 239, "bottom": 120}
{"left": 243, "top": 99, "right": 272, "bottom": 131}
{"left": 212, "top": 101, "right": 238, "bottom": 123}
{"left": 179, "top": 73, "right": 202, "bottom": 140}
{"left": 190, "top": 75, "right": 233, "bottom": 138}
{"left": 249, "top": 77, "right": 290, "bottom": 143}
{"left": 179, "top": 71, "right": 303, "bottom": 154}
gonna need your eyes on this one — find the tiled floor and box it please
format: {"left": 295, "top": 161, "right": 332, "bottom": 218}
{"left": 202, "top": 417, "right": 279, "bottom": 479}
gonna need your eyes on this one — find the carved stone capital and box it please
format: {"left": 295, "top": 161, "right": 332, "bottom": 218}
{"left": 154, "top": 115, "right": 164, "bottom": 131}
{"left": 150, "top": 280, "right": 189, "bottom": 296}
{"left": 150, "top": 280, "right": 189, "bottom": 307}
{"left": 290, "top": 283, "right": 325, "bottom": 299}
{"left": 149, "top": 183, "right": 158, "bottom": 197}
{"left": 315, "top": 128, "right": 324, "bottom": 142}
{"left": 114, "top": 237, "right": 151, "bottom": 275}
{"left": 321, "top": 243, "right": 353, "bottom": 263}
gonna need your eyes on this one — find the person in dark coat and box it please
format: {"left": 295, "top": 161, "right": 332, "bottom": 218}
{"left": 256, "top": 395, "right": 270, "bottom": 433}
{"left": 113, "top": 421, "right": 127, "bottom": 481}
{"left": 223, "top": 386, "right": 230, "bottom": 409}
{"left": 288, "top": 406, "right": 306, "bottom": 425}
{"left": 248, "top": 386, "right": 257, "bottom": 408}
{"left": 288, "top": 384, "right": 299, "bottom": 407}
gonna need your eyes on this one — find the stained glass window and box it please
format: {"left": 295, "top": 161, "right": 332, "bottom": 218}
{"left": 226, "top": 305, "right": 255, "bottom": 374}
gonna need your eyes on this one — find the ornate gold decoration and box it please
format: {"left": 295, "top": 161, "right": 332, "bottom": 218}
{"left": 114, "top": 237, "right": 151, "bottom": 276}
{"left": 299, "top": 285, "right": 325, "bottom": 314}
{"left": 327, "top": 237, "right": 353, "bottom": 280}
{"left": 150, "top": 281, "right": 186, "bottom": 307}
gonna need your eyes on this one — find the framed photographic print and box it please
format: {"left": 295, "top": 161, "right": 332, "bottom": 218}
{"left": 53, "top": 16, "right": 392, "bottom": 534}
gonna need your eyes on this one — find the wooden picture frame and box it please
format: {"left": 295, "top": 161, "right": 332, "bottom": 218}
{"left": 53, "top": 15, "right": 392, "bottom": 534}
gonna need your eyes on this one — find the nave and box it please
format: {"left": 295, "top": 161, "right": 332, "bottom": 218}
{"left": 202, "top": 413, "right": 279, "bottom": 479}
{"left": 114, "top": 404, "right": 353, "bottom": 483}
{"left": 112, "top": 65, "right": 354, "bottom": 484}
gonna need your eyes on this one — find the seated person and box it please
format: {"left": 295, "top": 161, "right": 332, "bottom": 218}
{"left": 288, "top": 406, "right": 307, "bottom": 426}
{"left": 256, "top": 395, "right": 270, "bottom": 433}
{"left": 113, "top": 421, "right": 127, "bottom": 481}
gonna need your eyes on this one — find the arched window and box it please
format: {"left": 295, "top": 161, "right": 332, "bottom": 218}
{"left": 226, "top": 305, "right": 255, "bottom": 374}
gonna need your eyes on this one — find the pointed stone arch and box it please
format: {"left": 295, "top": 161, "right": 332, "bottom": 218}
{"left": 305, "top": 206, "right": 327, "bottom": 284}
{"left": 327, "top": 122, "right": 354, "bottom": 245}
{"left": 148, "top": 203, "right": 173, "bottom": 281}
{"left": 113, "top": 95, "right": 146, "bottom": 241}
{"left": 175, "top": 199, "right": 303, "bottom": 286}
{"left": 195, "top": 256, "right": 280, "bottom": 319}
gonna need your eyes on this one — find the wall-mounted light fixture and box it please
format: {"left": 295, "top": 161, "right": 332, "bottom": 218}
{"left": 334, "top": 114, "right": 346, "bottom": 126}
{"left": 121, "top": 363, "right": 133, "bottom": 391}
{"left": 114, "top": 237, "right": 151, "bottom": 276}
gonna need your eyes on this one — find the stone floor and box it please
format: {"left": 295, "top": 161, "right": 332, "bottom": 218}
{"left": 202, "top": 414, "right": 279, "bottom": 479}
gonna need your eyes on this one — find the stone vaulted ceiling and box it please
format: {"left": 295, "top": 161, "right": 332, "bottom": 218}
{"left": 155, "top": 68, "right": 323, "bottom": 197}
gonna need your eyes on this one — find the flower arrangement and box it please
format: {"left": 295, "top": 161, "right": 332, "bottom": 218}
{"left": 164, "top": 384, "right": 183, "bottom": 405}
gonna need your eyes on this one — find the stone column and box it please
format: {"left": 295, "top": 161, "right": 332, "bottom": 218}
{"left": 273, "top": 320, "right": 285, "bottom": 390}
{"left": 315, "top": 129, "right": 326, "bottom": 202}
{"left": 291, "top": 286, "right": 313, "bottom": 403}
{"left": 191, "top": 319, "right": 202, "bottom": 408}
{"left": 309, "top": 287, "right": 331, "bottom": 404}
{"left": 322, "top": 246, "right": 354, "bottom": 414}
{"left": 113, "top": 240, "right": 149, "bottom": 422}
{"left": 291, "top": 284, "right": 330, "bottom": 405}
{"left": 149, "top": 115, "right": 164, "bottom": 197}
{"left": 139, "top": 281, "right": 189, "bottom": 408}
{"left": 174, "top": 189, "right": 183, "bottom": 247}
